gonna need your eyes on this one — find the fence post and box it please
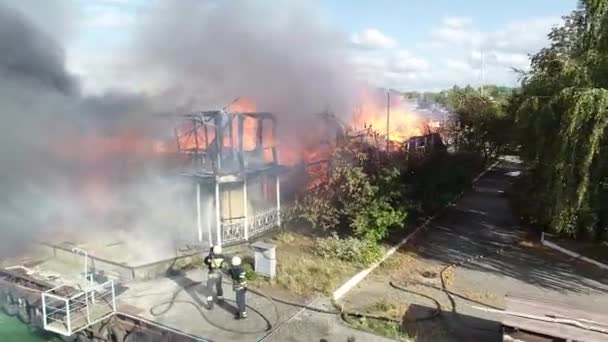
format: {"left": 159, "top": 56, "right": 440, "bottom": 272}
{"left": 85, "top": 291, "right": 91, "bottom": 325}
{"left": 41, "top": 294, "right": 47, "bottom": 330}
{"left": 111, "top": 281, "right": 117, "bottom": 312}
{"left": 65, "top": 298, "right": 72, "bottom": 335}
{"left": 244, "top": 178, "right": 249, "bottom": 240}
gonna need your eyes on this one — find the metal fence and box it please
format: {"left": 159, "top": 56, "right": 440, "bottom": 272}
{"left": 249, "top": 208, "right": 279, "bottom": 236}
{"left": 221, "top": 208, "right": 279, "bottom": 245}
{"left": 221, "top": 218, "right": 246, "bottom": 244}
{"left": 42, "top": 280, "right": 116, "bottom": 336}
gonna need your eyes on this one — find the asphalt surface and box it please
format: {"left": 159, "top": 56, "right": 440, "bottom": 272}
{"left": 341, "top": 158, "right": 608, "bottom": 341}
{"left": 116, "top": 158, "right": 608, "bottom": 341}
{"left": 118, "top": 269, "right": 394, "bottom": 342}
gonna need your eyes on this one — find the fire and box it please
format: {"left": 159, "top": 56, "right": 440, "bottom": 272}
{"left": 53, "top": 131, "right": 171, "bottom": 163}
{"left": 227, "top": 97, "right": 257, "bottom": 112}
{"left": 351, "top": 88, "right": 426, "bottom": 145}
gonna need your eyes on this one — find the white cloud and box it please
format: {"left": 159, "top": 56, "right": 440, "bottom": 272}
{"left": 84, "top": 11, "right": 135, "bottom": 29}
{"left": 471, "top": 51, "right": 530, "bottom": 70}
{"left": 349, "top": 48, "right": 431, "bottom": 90}
{"left": 431, "top": 16, "right": 557, "bottom": 55}
{"left": 487, "top": 17, "right": 560, "bottom": 54}
{"left": 80, "top": 1, "right": 137, "bottom": 29}
{"left": 417, "top": 15, "right": 560, "bottom": 88}
{"left": 390, "top": 50, "right": 430, "bottom": 72}
{"left": 351, "top": 54, "right": 388, "bottom": 70}
{"left": 445, "top": 58, "right": 475, "bottom": 73}
{"left": 350, "top": 28, "right": 398, "bottom": 49}
{"left": 431, "top": 16, "right": 482, "bottom": 48}
{"left": 443, "top": 16, "right": 473, "bottom": 29}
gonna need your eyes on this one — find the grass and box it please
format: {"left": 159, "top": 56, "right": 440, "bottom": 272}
{"left": 246, "top": 230, "right": 359, "bottom": 297}
{"left": 347, "top": 300, "right": 414, "bottom": 342}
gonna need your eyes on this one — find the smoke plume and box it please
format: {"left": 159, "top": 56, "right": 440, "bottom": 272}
{"left": 132, "top": 0, "right": 358, "bottom": 122}
{"left": 0, "top": 0, "right": 359, "bottom": 260}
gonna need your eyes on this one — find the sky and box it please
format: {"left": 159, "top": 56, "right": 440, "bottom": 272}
{"left": 35, "top": 0, "right": 579, "bottom": 93}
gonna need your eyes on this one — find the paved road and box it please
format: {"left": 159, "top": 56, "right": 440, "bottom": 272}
{"left": 340, "top": 159, "right": 608, "bottom": 341}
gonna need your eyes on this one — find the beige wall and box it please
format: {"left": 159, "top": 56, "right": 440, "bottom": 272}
{"left": 220, "top": 182, "right": 255, "bottom": 220}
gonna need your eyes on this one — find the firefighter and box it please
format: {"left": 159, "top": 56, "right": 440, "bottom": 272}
{"left": 229, "top": 255, "right": 248, "bottom": 319}
{"left": 203, "top": 245, "right": 225, "bottom": 310}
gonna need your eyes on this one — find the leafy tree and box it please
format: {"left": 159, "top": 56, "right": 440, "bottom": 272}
{"left": 512, "top": 0, "right": 608, "bottom": 240}
{"left": 295, "top": 138, "right": 406, "bottom": 243}
{"left": 445, "top": 88, "right": 514, "bottom": 162}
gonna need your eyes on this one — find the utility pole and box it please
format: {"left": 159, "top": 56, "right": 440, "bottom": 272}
{"left": 480, "top": 50, "right": 485, "bottom": 97}
{"left": 386, "top": 90, "right": 391, "bottom": 152}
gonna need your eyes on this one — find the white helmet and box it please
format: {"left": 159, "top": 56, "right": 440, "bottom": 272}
{"left": 212, "top": 245, "right": 222, "bottom": 254}
{"left": 231, "top": 256, "right": 242, "bottom": 266}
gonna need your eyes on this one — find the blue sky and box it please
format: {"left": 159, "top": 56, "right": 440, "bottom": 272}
{"left": 60, "top": 0, "right": 579, "bottom": 92}
{"left": 323, "top": 0, "right": 575, "bottom": 34}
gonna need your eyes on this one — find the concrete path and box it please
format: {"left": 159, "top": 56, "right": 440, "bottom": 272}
{"left": 117, "top": 269, "right": 393, "bottom": 342}
{"left": 339, "top": 159, "right": 608, "bottom": 341}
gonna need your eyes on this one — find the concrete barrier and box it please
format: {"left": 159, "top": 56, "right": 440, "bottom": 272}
{"left": 541, "top": 233, "right": 608, "bottom": 271}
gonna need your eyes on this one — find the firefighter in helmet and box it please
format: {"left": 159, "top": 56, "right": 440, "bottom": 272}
{"left": 229, "top": 255, "right": 248, "bottom": 319}
{"left": 203, "top": 245, "right": 225, "bottom": 309}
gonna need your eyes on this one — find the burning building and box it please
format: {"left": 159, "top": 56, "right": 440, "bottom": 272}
{"left": 169, "top": 107, "right": 285, "bottom": 247}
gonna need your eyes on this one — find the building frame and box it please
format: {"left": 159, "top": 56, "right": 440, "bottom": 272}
{"left": 170, "top": 109, "right": 286, "bottom": 247}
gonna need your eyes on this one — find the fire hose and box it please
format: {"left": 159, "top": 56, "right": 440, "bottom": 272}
{"left": 148, "top": 232, "right": 519, "bottom": 337}
{"left": 147, "top": 276, "right": 445, "bottom": 337}
{"left": 148, "top": 235, "right": 606, "bottom": 341}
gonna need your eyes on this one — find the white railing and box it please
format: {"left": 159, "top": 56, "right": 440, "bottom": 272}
{"left": 221, "top": 208, "right": 279, "bottom": 244}
{"left": 42, "top": 280, "right": 116, "bottom": 336}
{"left": 221, "top": 218, "right": 246, "bottom": 244}
{"left": 249, "top": 208, "right": 279, "bottom": 236}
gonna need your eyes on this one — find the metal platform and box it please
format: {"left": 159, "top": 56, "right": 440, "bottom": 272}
{"left": 42, "top": 281, "right": 116, "bottom": 336}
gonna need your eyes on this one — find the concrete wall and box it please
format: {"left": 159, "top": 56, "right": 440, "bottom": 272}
{"left": 39, "top": 244, "right": 203, "bottom": 282}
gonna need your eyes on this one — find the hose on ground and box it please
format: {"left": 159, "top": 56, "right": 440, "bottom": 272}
{"left": 433, "top": 240, "right": 516, "bottom": 334}
{"left": 149, "top": 280, "right": 277, "bottom": 335}
{"left": 148, "top": 275, "right": 445, "bottom": 337}
{"left": 148, "top": 238, "right": 518, "bottom": 337}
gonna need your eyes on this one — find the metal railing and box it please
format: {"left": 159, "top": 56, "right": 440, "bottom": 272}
{"left": 41, "top": 280, "right": 116, "bottom": 336}
{"left": 221, "top": 218, "right": 246, "bottom": 244}
{"left": 249, "top": 208, "right": 279, "bottom": 236}
{"left": 221, "top": 208, "right": 279, "bottom": 244}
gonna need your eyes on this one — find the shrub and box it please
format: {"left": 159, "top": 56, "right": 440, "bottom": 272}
{"left": 295, "top": 140, "right": 407, "bottom": 242}
{"left": 315, "top": 232, "right": 383, "bottom": 266}
{"left": 242, "top": 262, "right": 261, "bottom": 282}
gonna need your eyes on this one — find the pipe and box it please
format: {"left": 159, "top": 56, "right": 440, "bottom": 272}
{"left": 243, "top": 178, "right": 248, "bottom": 240}
{"left": 71, "top": 247, "right": 89, "bottom": 283}
{"left": 215, "top": 182, "right": 221, "bottom": 246}
{"left": 72, "top": 247, "right": 94, "bottom": 302}
{"left": 196, "top": 183, "right": 202, "bottom": 243}
{"left": 276, "top": 175, "right": 281, "bottom": 227}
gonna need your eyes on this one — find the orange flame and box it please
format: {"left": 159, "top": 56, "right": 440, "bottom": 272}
{"left": 351, "top": 88, "right": 426, "bottom": 145}
{"left": 228, "top": 97, "right": 257, "bottom": 112}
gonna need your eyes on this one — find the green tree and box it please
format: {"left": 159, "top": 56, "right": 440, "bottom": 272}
{"left": 512, "top": 0, "right": 608, "bottom": 240}
{"left": 445, "top": 88, "right": 514, "bottom": 162}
